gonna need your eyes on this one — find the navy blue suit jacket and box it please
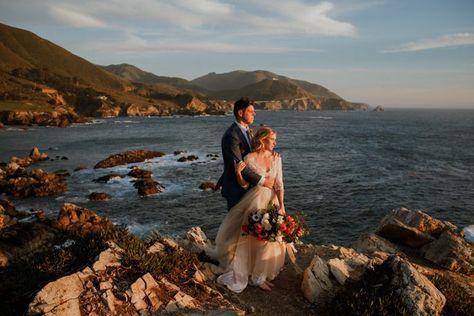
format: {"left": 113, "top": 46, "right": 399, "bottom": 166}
{"left": 218, "top": 122, "right": 261, "bottom": 208}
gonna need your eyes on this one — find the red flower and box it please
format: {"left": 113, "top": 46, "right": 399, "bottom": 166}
{"left": 241, "top": 224, "right": 250, "bottom": 234}
{"left": 255, "top": 223, "right": 263, "bottom": 234}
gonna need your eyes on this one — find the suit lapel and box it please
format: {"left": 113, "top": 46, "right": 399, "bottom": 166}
{"left": 234, "top": 123, "right": 251, "bottom": 152}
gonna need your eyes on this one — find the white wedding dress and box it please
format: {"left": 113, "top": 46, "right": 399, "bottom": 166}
{"left": 210, "top": 153, "right": 287, "bottom": 293}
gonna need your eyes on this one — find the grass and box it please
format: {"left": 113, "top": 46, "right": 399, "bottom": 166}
{"left": 0, "top": 101, "right": 54, "bottom": 112}
{"left": 428, "top": 274, "right": 474, "bottom": 316}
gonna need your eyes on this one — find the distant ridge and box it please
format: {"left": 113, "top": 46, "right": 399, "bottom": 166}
{"left": 0, "top": 22, "right": 124, "bottom": 90}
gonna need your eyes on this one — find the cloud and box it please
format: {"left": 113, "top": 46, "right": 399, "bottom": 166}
{"left": 49, "top": 6, "right": 106, "bottom": 28}
{"left": 85, "top": 32, "right": 322, "bottom": 54}
{"left": 382, "top": 33, "right": 474, "bottom": 53}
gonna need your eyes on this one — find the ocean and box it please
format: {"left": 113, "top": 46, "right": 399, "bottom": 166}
{"left": 1, "top": 109, "right": 473, "bottom": 245}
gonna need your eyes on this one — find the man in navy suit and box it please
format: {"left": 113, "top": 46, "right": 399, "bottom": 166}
{"left": 217, "top": 97, "right": 275, "bottom": 210}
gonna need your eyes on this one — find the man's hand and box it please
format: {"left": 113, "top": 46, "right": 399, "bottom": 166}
{"left": 262, "top": 176, "right": 275, "bottom": 189}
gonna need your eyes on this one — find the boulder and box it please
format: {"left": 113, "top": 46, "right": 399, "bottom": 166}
{"left": 128, "top": 167, "right": 152, "bottom": 179}
{"left": 92, "top": 247, "right": 122, "bottom": 273}
{"left": 28, "top": 272, "right": 87, "bottom": 315}
{"left": 56, "top": 203, "right": 112, "bottom": 236}
{"left": 29, "top": 147, "right": 48, "bottom": 161}
{"left": 422, "top": 230, "right": 474, "bottom": 274}
{"left": 385, "top": 255, "right": 446, "bottom": 316}
{"left": 94, "top": 150, "right": 165, "bottom": 169}
{"left": 376, "top": 215, "right": 435, "bottom": 248}
{"left": 199, "top": 181, "right": 216, "bottom": 191}
{"left": 133, "top": 178, "right": 165, "bottom": 196}
{"left": 87, "top": 192, "right": 112, "bottom": 201}
{"left": 351, "top": 232, "right": 400, "bottom": 256}
{"left": 301, "top": 255, "right": 333, "bottom": 303}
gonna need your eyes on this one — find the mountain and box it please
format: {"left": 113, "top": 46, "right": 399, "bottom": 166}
{"left": 0, "top": 23, "right": 124, "bottom": 91}
{"left": 191, "top": 70, "right": 367, "bottom": 111}
{"left": 101, "top": 63, "right": 207, "bottom": 96}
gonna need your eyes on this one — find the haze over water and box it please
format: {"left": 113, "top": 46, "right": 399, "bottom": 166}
{"left": 1, "top": 109, "right": 473, "bottom": 245}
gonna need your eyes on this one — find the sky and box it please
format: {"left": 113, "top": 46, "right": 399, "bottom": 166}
{"left": 1, "top": 0, "right": 473, "bottom": 108}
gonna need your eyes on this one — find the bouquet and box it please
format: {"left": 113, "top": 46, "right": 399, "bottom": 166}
{"left": 241, "top": 203, "right": 308, "bottom": 243}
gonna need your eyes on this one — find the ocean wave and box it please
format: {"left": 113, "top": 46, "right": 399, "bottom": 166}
{"left": 114, "top": 120, "right": 139, "bottom": 124}
{"left": 464, "top": 225, "right": 474, "bottom": 244}
{"left": 309, "top": 116, "right": 333, "bottom": 120}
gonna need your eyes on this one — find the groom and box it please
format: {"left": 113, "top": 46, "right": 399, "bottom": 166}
{"left": 217, "top": 97, "right": 275, "bottom": 210}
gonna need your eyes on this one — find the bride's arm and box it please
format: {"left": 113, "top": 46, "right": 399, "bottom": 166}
{"left": 274, "top": 156, "right": 285, "bottom": 215}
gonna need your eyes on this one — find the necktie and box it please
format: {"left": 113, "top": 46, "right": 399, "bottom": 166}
{"left": 246, "top": 129, "right": 252, "bottom": 148}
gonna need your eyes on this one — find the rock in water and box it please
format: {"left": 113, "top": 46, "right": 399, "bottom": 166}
{"left": 94, "top": 150, "right": 165, "bottom": 169}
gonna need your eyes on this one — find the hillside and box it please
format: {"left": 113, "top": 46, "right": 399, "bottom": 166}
{"left": 191, "top": 70, "right": 367, "bottom": 110}
{"left": 0, "top": 23, "right": 124, "bottom": 91}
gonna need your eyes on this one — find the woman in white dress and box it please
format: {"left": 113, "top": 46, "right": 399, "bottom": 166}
{"left": 212, "top": 127, "right": 286, "bottom": 292}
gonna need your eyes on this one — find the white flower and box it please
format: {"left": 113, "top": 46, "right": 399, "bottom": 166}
{"left": 263, "top": 213, "right": 270, "bottom": 220}
{"left": 277, "top": 216, "right": 284, "bottom": 224}
{"left": 251, "top": 211, "right": 262, "bottom": 222}
{"left": 276, "top": 235, "right": 283, "bottom": 243}
{"left": 262, "top": 218, "right": 272, "bottom": 231}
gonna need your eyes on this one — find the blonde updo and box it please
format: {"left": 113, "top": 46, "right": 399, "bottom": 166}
{"left": 251, "top": 127, "right": 276, "bottom": 152}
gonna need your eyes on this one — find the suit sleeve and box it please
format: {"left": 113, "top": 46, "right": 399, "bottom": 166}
{"left": 222, "top": 131, "right": 262, "bottom": 186}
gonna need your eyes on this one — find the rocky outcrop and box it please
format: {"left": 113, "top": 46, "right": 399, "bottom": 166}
{"left": 128, "top": 167, "right": 152, "bottom": 179}
{"left": 177, "top": 154, "right": 198, "bottom": 162}
{"left": 4, "top": 168, "right": 67, "bottom": 198}
{"left": 126, "top": 103, "right": 159, "bottom": 116}
{"left": 93, "top": 174, "right": 126, "bottom": 183}
{"left": 94, "top": 149, "right": 165, "bottom": 169}
{"left": 373, "top": 105, "right": 385, "bottom": 112}
{"left": 384, "top": 255, "right": 446, "bottom": 316}
{"left": 178, "top": 97, "right": 207, "bottom": 115}
{"left": 55, "top": 203, "right": 112, "bottom": 236}
{"left": 133, "top": 178, "right": 165, "bottom": 196}
{"left": 373, "top": 208, "right": 473, "bottom": 274}
{"left": 0, "top": 108, "right": 87, "bottom": 127}
{"left": 199, "top": 181, "right": 216, "bottom": 191}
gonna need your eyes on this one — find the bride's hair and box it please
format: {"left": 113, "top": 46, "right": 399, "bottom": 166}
{"left": 252, "top": 127, "right": 276, "bottom": 152}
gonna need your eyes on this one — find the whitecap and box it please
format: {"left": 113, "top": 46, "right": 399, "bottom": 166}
{"left": 464, "top": 225, "right": 474, "bottom": 244}
{"left": 120, "top": 221, "right": 162, "bottom": 237}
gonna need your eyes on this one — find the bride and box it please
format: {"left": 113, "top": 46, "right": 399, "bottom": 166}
{"left": 211, "top": 126, "right": 286, "bottom": 293}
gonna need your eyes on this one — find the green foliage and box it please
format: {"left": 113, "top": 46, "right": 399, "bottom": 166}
{"left": 329, "top": 261, "right": 409, "bottom": 316}
{"left": 428, "top": 274, "right": 474, "bottom": 316}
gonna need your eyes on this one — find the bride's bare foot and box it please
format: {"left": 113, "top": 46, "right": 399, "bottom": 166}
{"left": 265, "top": 281, "right": 275, "bottom": 287}
{"left": 259, "top": 282, "right": 272, "bottom": 291}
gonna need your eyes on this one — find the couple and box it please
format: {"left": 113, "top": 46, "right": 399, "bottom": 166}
{"left": 210, "top": 97, "right": 287, "bottom": 293}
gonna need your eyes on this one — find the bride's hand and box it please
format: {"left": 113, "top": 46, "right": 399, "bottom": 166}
{"left": 235, "top": 161, "right": 246, "bottom": 173}
{"left": 278, "top": 205, "right": 286, "bottom": 215}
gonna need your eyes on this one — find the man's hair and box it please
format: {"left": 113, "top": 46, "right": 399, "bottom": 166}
{"left": 233, "top": 97, "right": 254, "bottom": 118}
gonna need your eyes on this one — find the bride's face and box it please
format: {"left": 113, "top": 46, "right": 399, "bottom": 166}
{"left": 263, "top": 133, "right": 277, "bottom": 151}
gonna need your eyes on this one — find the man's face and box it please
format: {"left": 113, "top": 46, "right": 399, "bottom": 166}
{"left": 239, "top": 105, "right": 256, "bottom": 125}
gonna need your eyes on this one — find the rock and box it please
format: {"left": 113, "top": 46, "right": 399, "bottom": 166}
{"left": 422, "top": 230, "right": 474, "bottom": 274}
{"left": 147, "top": 242, "right": 165, "bottom": 254}
{"left": 199, "top": 181, "right": 216, "bottom": 191}
{"left": 94, "top": 150, "right": 165, "bottom": 169}
{"left": 376, "top": 215, "right": 435, "bottom": 248}
{"left": 92, "top": 247, "right": 122, "bottom": 273}
{"left": 133, "top": 178, "right": 165, "bottom": 196}
{"left": 56, "top": 203, "right": 112, "bottom": 236}
{"left": 5, "top": 168, "right": 67, "bottom": 198}
{"left": 93, "top": 174, "right": 126, "bottom": 183}
{"left": 28, "top": 272, "right": 88, "bottom": 315}
{"left": 301, "top": 255, "right": 333, "bottom": 303}
{"left": 9, "top": 156, "right": 33, "bottom": 168}
{"left": 126, "top": 104, "right": 159, "bottom": 116}
{"left": 373, "top": 105, "right": 385, "bottom": 112}
{"left": 88, "top": 192, "right": 112, "bottom": 201}
{"left": 178, "top": 155, "right": 199, "bottom": 162}
{"left": 29, "top": 147, "right": 48, "bottom": 161}
{"left": 174, "top": 150, "right": 186, "bottom": 155}
{"left": 327, "top": 258, "right": 352, "bottom": 285}
{"left": 385, "top": 255, "right": 446, "bottom": 316}
{"left": 128, "top": 168, "right": 152, "bottom": 179}
{"left": 351, "top": 232, "right": 400, "bottom": 256}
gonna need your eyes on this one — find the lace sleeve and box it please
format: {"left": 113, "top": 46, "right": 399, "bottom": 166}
{"left": 274, "top": 156, "right": 284, "bottom": 191}
{"left": 244, "top": 154, "right": 262, "bottom": 176}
